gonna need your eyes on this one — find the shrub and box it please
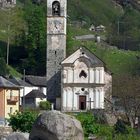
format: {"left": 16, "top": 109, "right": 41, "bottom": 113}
{"left": 75, "top": 112, "right": 99, "bottom": 137}
{"left": 97, "top": 124, "right": 114, "bottom": 139}
{"left": 8, "top": 110, "right": 38, "bottom": 132}
{"left": 114, "top": 119, "right": 128, "bottom": 134}
{"left": 39, "top": 101, "right": 51, "bottom": 110}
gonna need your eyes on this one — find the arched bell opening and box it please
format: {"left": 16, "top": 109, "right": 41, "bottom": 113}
{"left": 52, "top": 1, "right": 60, "bottom": 16}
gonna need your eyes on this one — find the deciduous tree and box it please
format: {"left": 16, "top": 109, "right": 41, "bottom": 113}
{"left": 113, "top": 74, "right": 140, "bottom": 128}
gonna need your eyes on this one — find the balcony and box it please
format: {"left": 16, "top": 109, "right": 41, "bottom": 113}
{"left": 7, "top": 96, "right": 18, "bottom": 105}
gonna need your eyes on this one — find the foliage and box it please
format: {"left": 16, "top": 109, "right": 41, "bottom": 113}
{"left": 67, "top": 25, "right": 140, "bottom": 75}
{"left": 0, "top": 58, "right": 9, "bottom": 76}
{"left": 114, "top": 119, "right": 128, "bottom": 134}
{"left": 39, "top": 101, "right": 51, "bottom": 110}
{"left": 0, "top": 0, "right": 140, "bottom": 76}
{"left": 16, "top": 0, "right": 46, "bottom": 75}
{"left": 0, "top": 6, "right": 26, "bottom": 43}
{"left": 8, "top": 110, "right": 38, "bottom": 132}
{"left": 109, "top": 5, "right": 140, "bottom": 50}
{"left": 68, "top": 0, "right": 122, "bottom": 26}
{"left": 113, "top": 75, "right": 140, "bottom": 128}
{"left": 75, "top": 112, "right": 99, "bottom": 137}
{"left": 74, "top": 112, "right": 140, "bottom": 140}
{"left": 24, "top": 0, "right": 46, "bottom": 49}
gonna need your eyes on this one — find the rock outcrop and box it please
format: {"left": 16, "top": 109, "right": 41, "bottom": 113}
{"left": 29, "top": 110, "right": 84, "bottom": 140}
{"left": 6, "top": 132, "right": 28, "bottom": 140}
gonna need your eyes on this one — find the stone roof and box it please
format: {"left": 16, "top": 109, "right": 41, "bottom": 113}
{"left": 61, "top": 47, "right": 104, "bottom": 67}
{"left": 0, "top": 76, "right": 20, "bottom": 88}
{"left": 25, "top": 75, "right": 46, "bottom": 87}
{"left": 25, "top": 89, "right": 46, "bottom": 98}
{"left": 8, "top": 77, "right": 31, "bottom": 87}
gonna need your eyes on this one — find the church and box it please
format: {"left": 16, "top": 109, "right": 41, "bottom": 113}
{"left": 46, "top": 0, "right": 112, "bottom": 111}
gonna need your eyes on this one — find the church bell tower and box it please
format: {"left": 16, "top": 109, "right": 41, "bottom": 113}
{"left": 47, "top": 0, "right": 67, "bottom": 105}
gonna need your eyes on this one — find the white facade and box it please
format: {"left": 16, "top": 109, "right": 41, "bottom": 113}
{"left": 61, "top": 47, "right": 112, "bottom": 111}
{"left": 20, "top": 86, "right": 46, "bottom": 106}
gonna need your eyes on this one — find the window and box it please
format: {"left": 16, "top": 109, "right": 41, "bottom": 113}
{"left": 52, "top": 1, "right": 60, "bottom": 16}
{"left": 10, "top": 107, "right": 13, "bottom": 114}
{"left": 10, "top": 90, "right": 13, "bottom": 99}
{"left": 79, "top": 70, "right": 87, "bottom": 78}
{"left": 7, "top": 0, "right": 12, "bottom": 4}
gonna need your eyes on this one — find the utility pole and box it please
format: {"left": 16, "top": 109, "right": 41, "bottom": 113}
{"left": 23, "top": 69, "right": 25, "bottom": 110}
{"left": 6, "top": 24, "right": 10, "bottom": 65}
{"left": 117, "top": 20, "right": 120, "bottom": 35}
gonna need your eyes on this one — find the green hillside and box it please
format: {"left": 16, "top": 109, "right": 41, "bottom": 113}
{"left": 0, "top": 0, "right": 140, "bottom": 76}
{"left": 68, "top": 0, "right": 123, "bottom": 26}
{"left": 67, "top": 26, "right": 140, "bottom": 75}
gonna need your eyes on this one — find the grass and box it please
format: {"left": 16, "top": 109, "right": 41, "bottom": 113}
{"left": 67, "top": 25, "right": 140, "bottom": 75}
{"left": 68, "top": 0, "right": 123, "bottom": 26}
{"left": 8, "top": 65, "right": 22, "bottom": 78}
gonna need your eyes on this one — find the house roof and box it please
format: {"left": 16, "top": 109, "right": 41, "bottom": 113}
{"left": 61, "top": 47, "right": 104, "bottom": 67}
{"left": 8, "top": 77, "right": 32, "bottom": 87}
{"left": 24, "top": 75, "right": 46, "bottom": 87}
{"left": 25, "top": 89, "right": 46, "bottom": 98}
{"left": 0, "top": 76, "right": 20, "bottom": 88}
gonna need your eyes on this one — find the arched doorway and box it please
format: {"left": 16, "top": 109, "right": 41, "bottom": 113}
{"left": 79, "top": 96, "right": 86, "bottom": 110}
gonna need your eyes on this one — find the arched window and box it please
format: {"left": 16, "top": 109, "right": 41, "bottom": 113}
{"left": 52, "top": 1, "right": 60, "bottom": 16}
{"left": 79, "top": 70, "right": 87, "bottom": 78}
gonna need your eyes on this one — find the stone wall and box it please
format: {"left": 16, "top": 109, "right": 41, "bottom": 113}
{"left": 0, "top": 127, "right": 12, "bottom": 138}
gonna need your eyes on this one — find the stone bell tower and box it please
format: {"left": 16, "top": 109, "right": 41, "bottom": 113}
{"left": 47, "top": 0, "right": 67, "bottom": 105}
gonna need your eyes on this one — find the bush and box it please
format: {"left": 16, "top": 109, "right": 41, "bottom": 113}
{"left": 8, "top": 111, "right": 38, "bottom": 132}
{"left": 75, "top": 112, "right": 99, "bottom": 137}
{"left": 97, "top": 124, "right": 114, "bottom": 139}
{"left": 114, "top": 119, "right": 128, "bottom": 134}
{"left": 39, "top": 101, "right": 51, "bottom": 110}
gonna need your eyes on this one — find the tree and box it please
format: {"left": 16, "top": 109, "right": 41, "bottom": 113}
{"left": 8, "top": 111, "right": 38, "bottom": 132}
{"left": 18, "top": 0, "right": 46, "bottom": 75}
{"left": 113, "top": 74, "right": 140, "bottom": 128}
{"left": 39, "top": 101, "right": 51, "bottom": 110}
{"left": 0, "top": 58, "right": 9, "bottom": 76}
{"left": 0, "top": 6, "right": 26, "bottom": 65}
{"left": 24, "top": 0, "right": 46, "bottom": 49}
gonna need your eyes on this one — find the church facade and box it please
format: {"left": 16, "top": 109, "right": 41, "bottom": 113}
{"left": 61, "top": 47, "right": 112, "bottom": 111}
{"left": 46, "top": 0, "right": 112, "bottom": 111}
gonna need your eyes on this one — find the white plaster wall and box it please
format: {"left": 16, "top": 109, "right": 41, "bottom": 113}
{"left": 67, "top": 69, "right": 73, "bottom": 83}
{"left": 100, "top": 88, "right": 105, "bottom": 109}
{"left": 95, "top": 69, "right": 100, "bottom": 83}
{"left": 88, "top": 88, "right": 94, "bottom": 109}
{"left": 62, "top": 87, "right": 105, "bottom": 111}
{"left": 56, "top": 97, "right": 61, "bottom": 110}
{"left": 62, "top": 66, "right": 105, "bottom": 84}
{"left": 63, "top": 69, "right": 67, "bottom": 83}
{"left": 67, "top": 88, "right": 73, "bottom": 110}
{"left": 19, "top": 86, "right": 47, "bottom": 105}
{"left": 100, "top": 67, "right": 104, "bottom": 83}
{"left": 63, "top": 89, "right": 67, "bottom": 109}
{"left": 35, "top": 98, "right": 46, "bottom": 107}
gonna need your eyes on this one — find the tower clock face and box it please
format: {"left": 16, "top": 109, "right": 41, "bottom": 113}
{"left": 47, "top": 18, "right": 65, "bottom": 34}
{"left": 53, "top": 20, "right": 63, "bottom": 32}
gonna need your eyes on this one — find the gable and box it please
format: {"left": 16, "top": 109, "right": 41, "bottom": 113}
{"left": 0, "top": 76, "right": 20, "bottom": 89}
{"left": 61, "top": 47, "right": 104, "bottom": 67}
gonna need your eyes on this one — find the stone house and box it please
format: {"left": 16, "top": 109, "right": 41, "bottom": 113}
{"left": 9, "top": 75, "right": 47, "bottom": 107}
{"left": 24, "top": 89, "right": 46, "bottom": 108}
{"left": 0, "top": 76, "right": 20, "bottom": 125}
{"left": 60, "top": 47, "right": 112, "bottom": 111}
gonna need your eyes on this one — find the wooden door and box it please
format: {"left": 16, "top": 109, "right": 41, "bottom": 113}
{"left": 79, "top": 96, "right": 86, "bottom": 110}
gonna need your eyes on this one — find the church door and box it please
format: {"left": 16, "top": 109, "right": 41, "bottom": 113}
{"left": 79, "top": 96, "right": 86, "bottom": 110}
